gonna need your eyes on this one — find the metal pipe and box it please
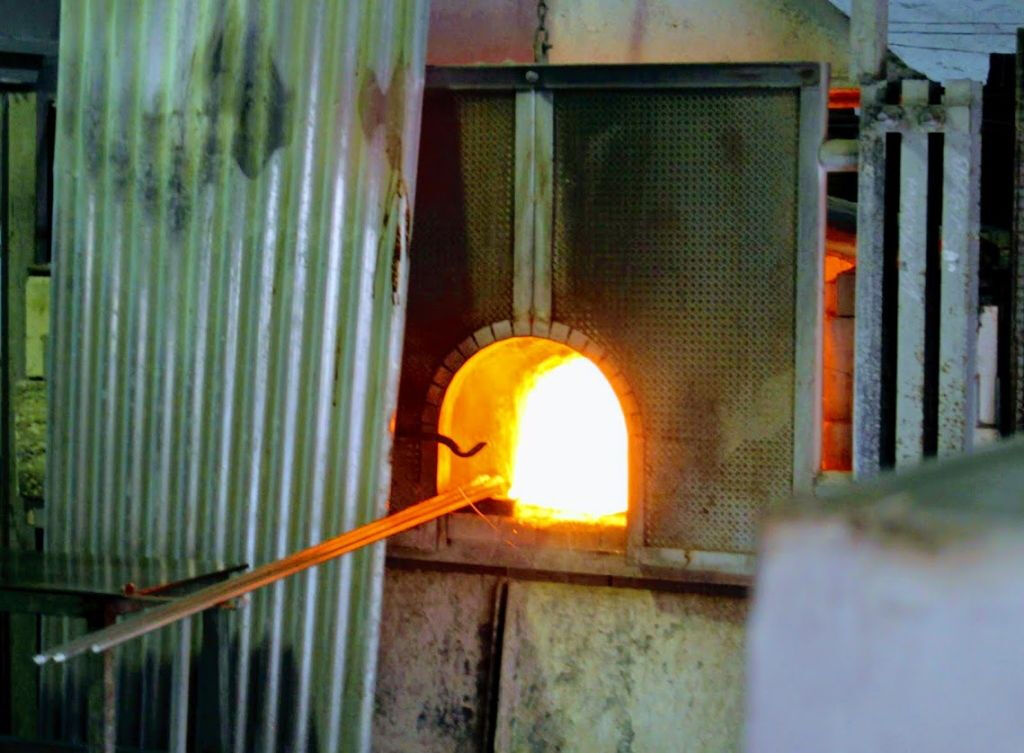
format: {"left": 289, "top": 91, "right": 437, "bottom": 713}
{"left": 34, "top": 476, "right": 506, "bottom": 665}
{"left": 819, "top": 139, "right": 859, "bottom": 172}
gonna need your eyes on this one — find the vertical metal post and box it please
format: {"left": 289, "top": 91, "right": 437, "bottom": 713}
{"left": 84, "top": 609, "right": 116, "bottom": 753}
{"left": 850, "top": 0, "right": 889, "bottom": 83}
{"left": 793, "top": 70, "right": 828, "bottom": 492}
{"left": 895, "top": 80, "right": 930, "bottom": 467}
{"left": 938, "top": 81, "right": 982, "bottom": 456}
{"left": 0, "top": 92, "right": 11, "bottom": 738}
{"left": 514, "top": 86, "right": 554, "bottom": 329}
{"left": 532, "top": 91, "right": 554, "bottom": 324}
{"left": 514, "top": 91, "right": 537, "bottom": 330}
{"left": 168, "top": 620, "right": 192, "bottom": 753}
{"left": 1013, "top": 30, "right": 1024, "bottom": 431}
{"left": 854, "top": 82, "right": 888, "bottom": 477}
{"left": 196, "top": 607, "right": 229, "bottom": 752}
{"left": 851, "top": 0, "right": 889, "bottom": 477}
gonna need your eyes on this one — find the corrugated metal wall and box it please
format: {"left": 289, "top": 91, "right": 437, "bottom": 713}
{"left": 42, "top": 1, "right": 428, "bottom": 750}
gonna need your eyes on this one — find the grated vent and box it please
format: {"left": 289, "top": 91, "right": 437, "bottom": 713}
{"left": 551, "top": 89, "right": 800, "bottom": 553}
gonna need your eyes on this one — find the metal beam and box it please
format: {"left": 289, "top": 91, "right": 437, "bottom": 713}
{"left": 532, "top": 90, "right": 553, "bottom": 323}
{"left": 793, "top": 69, "right": 829, "bottom": 493}
{"left": 426, "top": 63, "right": 822, "bottom": 91}
{"left": 1014, "top": 30, "right": 1024, "bottom": 431}
{"left": 514, "top": 88, "right": 554, "bottom": 327}
{"left": 854, "top": 82, "right": 888, "bottom": 477}
{"left": 851, "top": 0, "right": 888, "bottom": 84}
{"left": 513, "top": 91, "right": 536, "bottom": 328}
{"left": 895, "top": 80, "right": 930, "bottom": 468}
{"left": 937, "top": 81, "right": 982, "bottom": 456}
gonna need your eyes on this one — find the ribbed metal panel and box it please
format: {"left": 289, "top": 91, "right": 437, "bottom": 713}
{"left": 42, "top": 1, "right": 428, "bottom": 751}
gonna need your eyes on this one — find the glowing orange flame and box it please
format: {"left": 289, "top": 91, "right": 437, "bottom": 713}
{"left": 507, "top": 354, "right": 628, "bottom": 524}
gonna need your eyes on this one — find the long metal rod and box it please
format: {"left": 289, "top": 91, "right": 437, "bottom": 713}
{"left": 34, "top": 475, "right": 506, "bottom": 665}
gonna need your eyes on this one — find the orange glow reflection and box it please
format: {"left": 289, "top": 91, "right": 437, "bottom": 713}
{"left": 508, "top": 355, "right": 628, "bottom": 523}
{"left": 436, "top": 337, "right": 628, "bottom": 526}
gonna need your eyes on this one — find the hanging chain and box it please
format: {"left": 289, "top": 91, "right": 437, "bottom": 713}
{"left": 534, "top": 0, "right": 552, "bottom": 63}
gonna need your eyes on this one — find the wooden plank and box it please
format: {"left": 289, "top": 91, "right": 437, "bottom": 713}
{"left": 854, "top": 82, "right": 888, "bottom": 477}
{"left": 894, "top": 80, "right": 930, "bottom": 468}
{"left": 938, "top": 81, "right": 982, "bottom": 456}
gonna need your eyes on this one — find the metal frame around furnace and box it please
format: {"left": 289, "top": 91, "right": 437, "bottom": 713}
{"left": 394, "top": 63, "right": 828, "bottom": 585}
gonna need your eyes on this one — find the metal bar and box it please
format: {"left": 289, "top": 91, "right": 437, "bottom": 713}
{"left": 532, "top": 90, "right": 554, "bottom": 324}
{"left": 131, "top": 562, "right": 248, "bottom": 597}
{"left": 167, "top": 620, "right": 191, "bottom": 753}
{"left": 0, "top": 589, "right": 169, "bottom": 616}
{"left": 513, "top": 91, "right": 536, "bottom": 327}
{"left": 1, "top": 93, "right": 10, "bottom": 553}
{"left": 851, "top": 0, "right": 888, "bottom": 83}
{"left": 83, "top": 608, "right": 116, "bottom": 753}
{"left": 6, "top": 94, "right": 35, "bottom": 393}
{"left": 1016, "top": 30, "right": 1024, "bottom": 430}
{"left": 854, "top": 82, "right": 889, "bottom": 477}
{"left": 937, "top": 81, "right": 982, "bottom": 456}
{"left": 793, "top": 68, "right": 828, "bottom": 493}
{"left": 895, "top": 80, "right": 930, "bottom": 468}
{"left": 196, "top": 608, "right": 228, "bottom": 752}
{"left": 426, "top": 63, "right": 821, "bottom": 91}
{"left": 34, "top": 477, "right": 505, "bottom": 665}
{"left": 632, "top": 548, "right": 756, "bottom": 579}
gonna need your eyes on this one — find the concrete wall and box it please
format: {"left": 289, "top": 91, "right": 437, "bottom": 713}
{"left": 374, "top": 567, "right": 748, "bottom": 753}
{"left": 427, "top": 0, "right": 854, "bottom": 84}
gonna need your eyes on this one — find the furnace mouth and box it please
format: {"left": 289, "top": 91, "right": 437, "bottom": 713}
{"left": 436, "top": 336, "right": 628, "bottom": 526}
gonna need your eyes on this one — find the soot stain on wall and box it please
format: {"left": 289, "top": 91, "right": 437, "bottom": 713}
{"left": 73, "top": 6, "right": 292, "bottom": 240}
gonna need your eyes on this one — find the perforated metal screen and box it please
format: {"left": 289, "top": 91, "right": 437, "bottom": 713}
{"left": 396, "top": 73, "right": 811, "bottom": 557}
{"left": 392, "top": 91, "right": 516, "bottom": 507}
{"left": 551, "top": 90, "right": 800, "bottom": 553}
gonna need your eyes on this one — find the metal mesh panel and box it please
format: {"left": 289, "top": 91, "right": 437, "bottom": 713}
{"left": 552, "top": 89, "right": 799, "bottom": 553}
{"left": 392, "top": 91, "right": 516, "bottom": 507}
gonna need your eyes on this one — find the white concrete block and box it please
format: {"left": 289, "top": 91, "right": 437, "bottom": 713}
{"left": 747, "top": 439, "right": 1024, "bottom": 753}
